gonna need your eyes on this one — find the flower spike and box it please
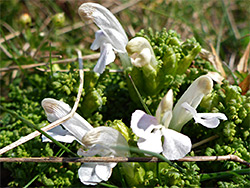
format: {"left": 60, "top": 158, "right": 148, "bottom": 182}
{"left": 130, "top": 75, "right": 227, "bottom": 160}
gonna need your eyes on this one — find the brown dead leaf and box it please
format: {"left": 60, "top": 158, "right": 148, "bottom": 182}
{"left": 209, "top": 44, "right": 227, "bottom": 78}
{"left": 199, "top": 46, "right": 226, "bottom": 78}
{"left": 206, "top": 72, "right": 224, "bottom": 85}
{"left": 237, "top": 41, "right": 250, "bottom": 73}
{"left": 239, "top": 74, "right": 250, "bottom": 95}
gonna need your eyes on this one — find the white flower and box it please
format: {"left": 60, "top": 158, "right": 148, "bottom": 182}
{"left": 168, "top": 75, "right": 227, "bottom": 132}
{"left": 41, "top": 98, "right": 93, "bottom": 143}
{"left": 126, "top": 37, "right": 157, "bottom": 69}
{"left": 78, "top": 127, "right": 129, "bottom": 185}
{"left": 131, "top": 75, "right": 227, "bottom": 160}
{"left": 78, "top": 3, "right": 129, "bottom": 74}
{"left": 41, "top": 98, "right": 129, "bottom": 185}
{"left": 131, "top": 109, "right": 192, "bottom": 160}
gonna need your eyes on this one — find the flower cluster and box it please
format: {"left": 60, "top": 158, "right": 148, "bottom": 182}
{"left": 131, "top": 75, "right": 227, "bottom": 160}
{"left": 40, "top": 2, "right": 227, "bottom": 186}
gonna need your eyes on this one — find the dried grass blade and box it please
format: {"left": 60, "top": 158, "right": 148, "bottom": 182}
{"left": 237, "top": 42, "right": 250, "bottom": 73}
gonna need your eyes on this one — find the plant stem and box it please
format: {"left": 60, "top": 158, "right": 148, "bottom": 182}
{"left": 128, "top": 74, "right": 152, "bottom": 115}
{"left": 201, "top": 168, "right": 250, "bottom": 181}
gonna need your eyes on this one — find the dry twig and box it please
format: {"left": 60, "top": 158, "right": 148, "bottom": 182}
{"left": 192, "top": 135, "right": 219, "bottom": 149}
{"left": 0, "top": 53, "right": 99, "bottom": 72}
{"left": 0, "top": 28, "right": 37, "bottom": 44}
{"left": 0, "top": 155, "right": 249, "bottom": 167}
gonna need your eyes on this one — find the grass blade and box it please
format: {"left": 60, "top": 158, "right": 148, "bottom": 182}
{"left": 128, "top": 74, "right": 152, "bottom": 115}
{"left": 0, "top": 105, "right": 77, "bottom": 157}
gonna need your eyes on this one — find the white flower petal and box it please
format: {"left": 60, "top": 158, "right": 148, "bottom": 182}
{"left": 169, "top": 75, "right": 213, "bottom": 132}
{"left": 197, "top": 113, "right": 227, "bottom": 121}
{"left": 195, "top": 113, "right": 227, "bottom": 128}
{"left": 181, "top": 102, "right": 227, "bottom": 128}
{"left": 77, "top": 145, "right": 104, "bottom": 157}
{"left": 81, "top": 127, "right": 129, "bottom": 157}
{"left": 131, "top": 48, "right": 151, "bottom": 67}
{"left": 78, "top": 163, "right": 102, "bottom": 185}
{"left": 42, "top": 98, "right": 93, "bottom": 142}
{"left": 90, "top": 30, "right": 106, "bottom": 50}
{"left": 131, "top": 110, "right": 159, "bottom": 139}
{"left": 78, "top": 3, "right": 128, "bottom": 53}
{"left": 103, "top": 28, "right": 128, "bottom": 53}
{"left": 137, "top": 129, "right": 163, "bottom": 154}
{"left": 42, "top": 126, "right": 77, "bottom": 143}
{"left": 95, "top": 163, "right": 114, "bottom": 181}
{"left": 93, "top": 43, "right": 116, "bottom": 74}
{"left": 127, "top": 37, "right": 157, "bottom": 67}
{"left": 161, "top": 128, "right": 192, "bottom": 160}
{"left": 181, "top": 102, "right": 197, "bottom": 115}
{"left": 155, "top": 89, "right": 173, "bottom": 128}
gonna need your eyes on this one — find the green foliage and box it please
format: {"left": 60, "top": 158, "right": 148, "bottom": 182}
{"left": 0, "top": 69, "right": 106, "bottom": 187}
{"left": 181, "top": 80, "right": 250, "bottom": 187}
{"left": 1, "top": 0, "right": 249, "bottom": 186}
{"left": 126, "top": 28, "right": 204, "bottom": 107}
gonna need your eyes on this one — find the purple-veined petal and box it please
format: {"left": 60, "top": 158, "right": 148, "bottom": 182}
{"left": 93, "top": 43, "right": 115, "bottom": 74}
{"left": 42, "top": 98, "right": 93, "bottom": 142}
{"left": 161, "top": 128, "right": 192, "bottom": 160}
{"left": 181, "top": 102, "right": 227, "bottom": 128}
{"left": 41, "top": 126, "right": 77, "bottom": 143}
{"left": 137, "top": 129, "right": 163, "bottom": 154}
{"left": 131, "top": 110, "right": 160, "bottom": 139}
{"left": 81, "top": 127, "right": 129, "bottom": 157}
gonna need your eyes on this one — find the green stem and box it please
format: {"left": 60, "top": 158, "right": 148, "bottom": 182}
{"left": 221, "top": 60, "right": 238, "bottom": 85}
{"left": 49, "top": 42, "right": 53, "bottom": 77}
{"left": 0, "top": 105, "right": 77, "bottom": 157}
{"left": 157, "top": 162, "right": 162, "bottom": 185}
{"left": 201, "top": 168, "right": 250, "bottom": 181}
{"left": 99, "top": 183, "right": 119, "bottom": 188}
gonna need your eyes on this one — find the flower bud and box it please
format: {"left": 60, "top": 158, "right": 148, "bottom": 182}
{"left": 155, "top": 89, "right": 173, "bottom": 128}
{"left": 52, "top": 13, "right": 65, "bottom": 27}
{"left": 20, "top": 13, "right": 32, "bottom": 26}
{"left": 126, "top": 37, "right": 157, "bottom": 68}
